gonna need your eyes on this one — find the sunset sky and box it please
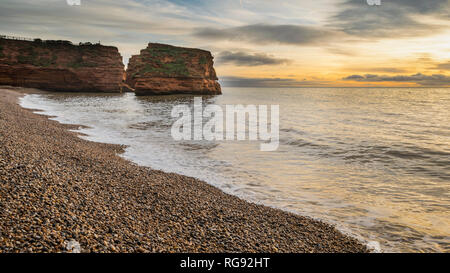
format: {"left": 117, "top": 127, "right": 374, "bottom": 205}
{"left": 1, "top": 0, "right": 449, "bottom": 87}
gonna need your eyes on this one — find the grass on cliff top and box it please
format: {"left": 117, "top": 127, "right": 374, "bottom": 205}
{"left": 13, "top": 43, "right": 98, "bottom": 68}
{"left": 136, "top": 61, "right": 190, "bottom": 77}
{"left": 131, "top": 45, "right": 212, "bottom": 77}
{"left": 0, "top": 38, "right": 107, "bottom": 68}
{"left": 135, "top": 47, "right": 191, "bottom": 77}
{"left": 145, "top": 46, "right": 196, "bottom": 58}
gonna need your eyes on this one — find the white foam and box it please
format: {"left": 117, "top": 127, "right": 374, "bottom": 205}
{"left": 367, "top": 241, "right": 382, "bottom": 253}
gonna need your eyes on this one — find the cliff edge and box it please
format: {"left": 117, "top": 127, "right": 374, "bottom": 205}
{"left": 126, "top": 43, "right": 221, "bottom": 95}
{"left": 0, "top": 37, "right": 125, "bottom": 92}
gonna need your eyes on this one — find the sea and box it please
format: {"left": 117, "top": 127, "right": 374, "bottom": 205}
{"left": 20, "top": 87, "right": 450, "bottom": 252}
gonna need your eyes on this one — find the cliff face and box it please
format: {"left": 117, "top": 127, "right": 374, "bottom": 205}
{"left": 126, "top": 43, "right": 221, "bottom": 95}
{"left": 0, "top": 39, "right": 222, "bottom": 95}
{"left": 0, "top": 38, "right": 125, "bottom": 92}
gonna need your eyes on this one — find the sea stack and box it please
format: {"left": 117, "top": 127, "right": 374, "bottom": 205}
{"left": 126, "top": 43, "right": 221, "bottom": 95}
{"left": 0, "top": 37, "right": 125, "bottom": 92}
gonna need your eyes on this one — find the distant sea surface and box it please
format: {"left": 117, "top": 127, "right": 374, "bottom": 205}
{"left": 20, "top": 88, "right": 450, "bottom": 252}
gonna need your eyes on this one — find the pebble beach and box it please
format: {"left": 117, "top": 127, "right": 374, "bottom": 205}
{"left": 0, "top": 87, "right": 368, "bottom": 253}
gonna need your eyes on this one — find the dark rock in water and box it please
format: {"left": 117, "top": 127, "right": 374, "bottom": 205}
{"left": 126, "top": 43, "right": 221, "bottom": 95}
{"left": 0, "top": 37, "right": 124, "bottom": 92}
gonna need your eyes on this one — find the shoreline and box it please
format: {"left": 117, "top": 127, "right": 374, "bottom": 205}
{"left": 0, "top": 86, "right": 368, "bottom": 253}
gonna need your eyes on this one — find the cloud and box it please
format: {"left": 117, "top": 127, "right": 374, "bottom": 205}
{"left": 326, "top": 47, "right": 359, "bottom": 56}
{"left": 343, "top": 75, "right": 365, "bottom": 80}
{"left": 433, "top": 61, "right": 450, "bottom": 71}
{"left": 347, "top": 67, "right": 408, "bottom": 73}
{"left": 330, "top": 0, "right": 450, "bottom": 38}
{"left": 216, "top": 51, "right": 291, "bottom": 66}
{"left": 343, "top": 73, "right": 450, "bottom": 86}
{"left": 364, "top": 67, "right": 408, "bottom": 73}
{"left": 193, "top": 24, "right": 341, "bottom": 46}
{"left": 220, "top": 76, "right": 329, "bottom": 87}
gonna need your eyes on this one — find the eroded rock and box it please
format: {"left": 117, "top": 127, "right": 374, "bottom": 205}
{"left": 126, "top": 43, "right": 221, "bottom": 95}
{"left": 0, "top": 38, "right": 124, "bottom": 92}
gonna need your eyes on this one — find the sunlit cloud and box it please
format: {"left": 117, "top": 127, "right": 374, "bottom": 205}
{"left": 433, "top": 61, "right": 450, "bottom": 71}
{"left": 343, "top": 73, "right": 450, "bottom": 86}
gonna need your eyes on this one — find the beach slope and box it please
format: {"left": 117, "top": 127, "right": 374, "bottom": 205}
{"left": 0, "top": 87, "right": 367, "bottom": 253}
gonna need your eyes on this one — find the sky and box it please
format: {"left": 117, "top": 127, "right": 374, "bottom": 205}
{"left": 0, "top": 0, "right": 449, "bottom": 87}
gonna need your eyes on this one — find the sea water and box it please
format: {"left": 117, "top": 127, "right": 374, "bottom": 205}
{"left": 20, "top": 87, "right": 450, "bottom": 252}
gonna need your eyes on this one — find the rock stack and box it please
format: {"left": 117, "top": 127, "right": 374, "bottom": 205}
{"left": 126, "top": 43, "right": 221, "bottom": 95}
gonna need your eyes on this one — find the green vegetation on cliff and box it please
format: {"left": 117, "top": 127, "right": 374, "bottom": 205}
{"left": 132, "top": 46, "right": 192, "bottom": 77}
{"left": 0, "top": 38, "right": 111, "bottom": 69}
{"left": 199, "top": 56, "right": 207, "bottom": 65}
{"left": 16, "top": 48, "right": 58, "bottom": 67}
{"left": 68, "top": 56, "right": 97, "bottom": 69}
{"left": 137, "top": 61, "right": 189, "bottom": 77}
{"left": 145, "top": 45, "right": 194, "bottom": 58}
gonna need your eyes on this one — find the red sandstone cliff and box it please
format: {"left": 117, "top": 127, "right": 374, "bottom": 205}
{"left": 126, "top": 43, "right": 221, "bottom": 95}
{"left": 0, "top": 38, "right": 125, "bottom": 92}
